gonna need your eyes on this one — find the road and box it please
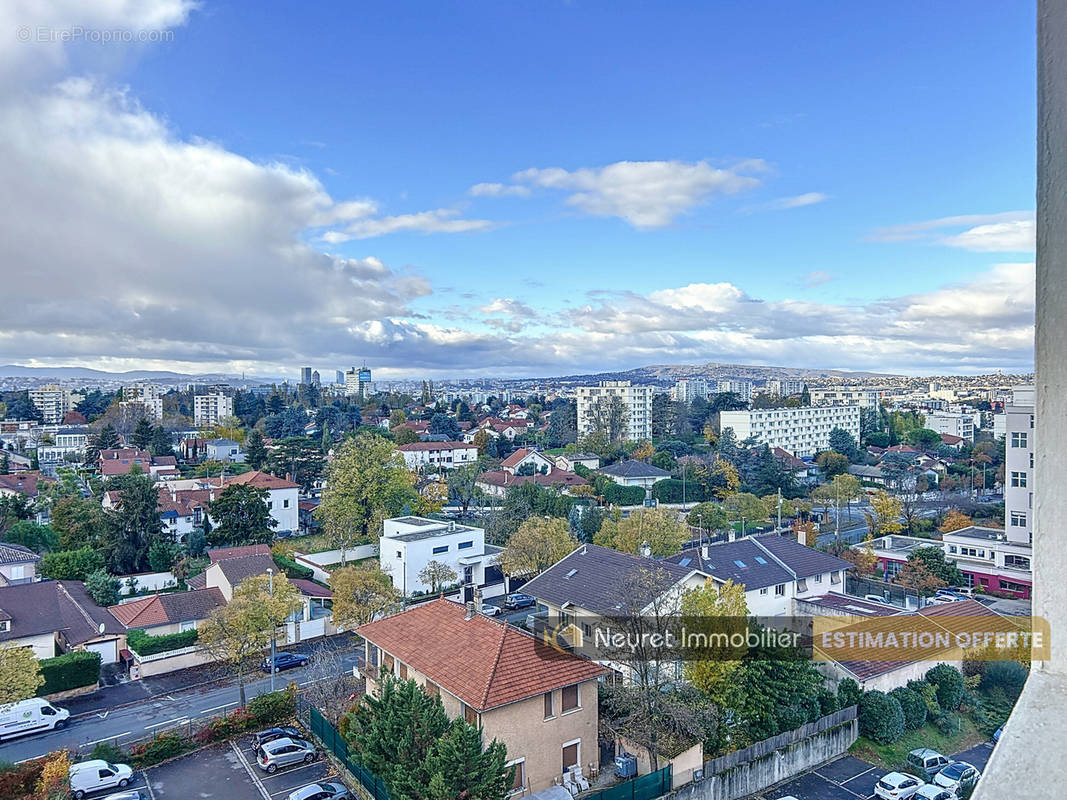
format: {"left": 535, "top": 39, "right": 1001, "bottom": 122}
{"left": 0, "top": 647, "right": 362, "bottom": 764}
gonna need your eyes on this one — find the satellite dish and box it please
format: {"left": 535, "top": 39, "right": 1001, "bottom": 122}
{"left": 99, "top": 622, "right": 106, "bottom": 635}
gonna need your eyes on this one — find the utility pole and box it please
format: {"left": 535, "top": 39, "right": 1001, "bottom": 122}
{"left": 267, "top": 567, "right": 276, "bottom": 693}
{"left": 777, "top": 487, "right": 783, "bottom": 531}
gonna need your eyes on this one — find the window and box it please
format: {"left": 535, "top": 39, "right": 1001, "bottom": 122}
{"left": 544, "top": 691, "right": 554, "bottom": 719}
{"left": 759, "top": 587, "right": 768, "bottom": 595}
{"left": 0, "top": 620, "right": 8, "bottom": 632}
{"left": 775, "top": 584, "right": 786, "bottom": 596}
{"left": 1011, "top": 471, "right": 1028, "bottom": 488}
{"left": 1005, "top": 554, "right": 1031, "bottom": 570}
{"left": 1011, "top": 431, "right": 1028, "bottom": 448}
{"left": 797, "top": 579, "right": 808, "bottom": 592}
{"left": 383, "top": 654, "right": 394, "bottom": 673}
{"left": 561, "top": 684, "right": 580, "bottom": 712}
{"left": 458, "top": 540, "right": 473, "bottom": 550}
{"left": 508, "top": 760, "right": 526, "bottom": 795}
{"left": 814, "top": 573, "right": 822, "bottom": 583}
{"left": 424, "top": 681, "right": 439, "bottom": 697}
{"left": 562, "top": 741, "right": 580, "bottom": 771}
{"left": 10, "top": 565, "right": 23, "bottom": 580}
{"left": 398, "top": 663, "right": 408, "bottom": 679}
{"left": 396, "top": 550, "right": 402, "bottom": 558}
{"left": 283, "top": 499, "right": 290, "bottom": 508}
{"left": 267, "top": 501, "right": 273, "bottom": 510}
{"left": 432, "top": 545, "right": 449, "bottom": 554}
{"left": 1011, "top": 511, "right": 1028, "bottom": 527}
{"left": 179, "top": 620, "right": 196, "bottom": 632}
{"left": 999, "top": 579, "right": 1028, "bottom": 593}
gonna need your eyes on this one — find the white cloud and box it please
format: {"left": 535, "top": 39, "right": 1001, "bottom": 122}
{"left": 870, "top": 211, "right": 1035, "bottom": 252}
{"left": 469, "top": 182, "right": 531, "bottom": 198}
{"left": 510, "top": 159, "right": 766, "bottom": 229}
{"left": 767, "top": 192, "right": 829, "bottom": 210}
{"left": 323, "top": 208, "right": 497, "bottom": 241}
{"left": 800, "top": 271, "right": 833, "bottom": 287}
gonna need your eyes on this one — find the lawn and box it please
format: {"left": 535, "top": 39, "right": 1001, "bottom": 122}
{"left": 849, "top": 716, "right": 986, "bottom": 772}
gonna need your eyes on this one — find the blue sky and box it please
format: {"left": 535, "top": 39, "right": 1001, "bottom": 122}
{"left": 0, "top": 1, "right": 1036, "bottom": 378}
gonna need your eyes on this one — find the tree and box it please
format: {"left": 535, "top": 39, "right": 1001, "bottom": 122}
{"left": 198, "top": 573, "right": 302, "bottom": 705}
{"left": 131, "top": 417, "right": 154, "bottom": 450}
{"left": 300, "top": 640, "right": 363, "bottom": 724}
{"left": 267, "top": 437, "right": 326, "bottom": 492}
{"left": 2, "top": 521, "right": 57, "bottom": 553}
{"left": 839, "top": 534, "right": 879, "bottom": 576}
{"left": 316, "top": 433, "right": 417, "bottom": 563}
{"left": 147, "top": 538, "right": 180, "bottom": 572}
{"left": 0, "top": 644, "right": 44, "bottom": 703}
{"left": 447, "top": 462, "right": 483, "bottom": 513}
{"left": 865, "top": 490, "right": 904, "bottom": 536}
{"left": 898, "top": 560, "right": 947, "bottom": 596}
{"left": 722, "top": 492, "right": 769, "bottom": 524}
{"left": 149, "top": 425, "right": 173, "bottom": 457}
{"left": 207, "top": 483, "right": 277, "bottom": 547}
{"left": 889, "top": 686, "right": 928, "bottom": 730}
{"left": 101, "top": 472, "right": 167, "bottom": 573}
{"left": 394, "top": 426, "right": 420, "bottom": 446}
{"left": 828, "top": 427, "right": 858, "bottom": 461}
{"left": 939, "top": 510, "right": 973, "bottom": 533}
{"left": 858, "top": 691, "right": 905, "bottom": 745}
{"left": 85, "top": 568, "right": 121, "bottom": 606}
{"left": 686, "top": 502, "right": 729, "bottom": 532}
{"left": 832, "top": 473, "right": 864, "bottom": 521}
{"left": 905, "top": 428, "right": 943, "bottom": 450}
{"left": 926, "top": 664, "right": 965, "bottom": 711}
{"left": 428, "top": 413, "right": 461, "bottom": 440}
{"left": 632, "top": 440, "right": 655, "bottom": 462}
{"left": 83, "top": 423, "right": 120, "bottom": 466}
{"left": 594, "top": 507, "right": 688, "bottom": 557}
{"left": 704, "top": 457, "right": 740, "bottom": 500}
{"left": 330, "top": 566, "right": 401, "bottom": 629}
{"left": 417, "top": 560, "right": 458, "bottom": 594}
{"left": 245, "top": 429, "right": 268, "bottom": 470}
{"left": 816, "top": 451, "right": 850, "bottom": 478}
{"left": 681, "top": 579, "right": 748, "bottom": 706}
{"left": 907, "top": 546, "right": 965, "bottom": 586}
{"left": 39, "top": 547, "right": 105, "bottom": 580}
{"left": 588, "top": 395, "right": 629, "bottom": 443}
{"left": 498, "top": 517, "right": 575, "bottom": 577}
{"left": 794, "top": 519, "right": 818, "bottom": 548}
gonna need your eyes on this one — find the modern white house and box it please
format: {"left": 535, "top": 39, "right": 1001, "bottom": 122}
{"left": 922, "top": 411, "right": 977, "bottom": 442}
{"left": 719, "top": 405, "right": 862, "bottom": 458}
{"left": 397, "top": 441, "right": 479, "bottom": 471}
{"left": 204, "top": 438, "right": 245, "bottom": 463}
{"left": 379, "top": 516, "right": 503, "bottom": 598}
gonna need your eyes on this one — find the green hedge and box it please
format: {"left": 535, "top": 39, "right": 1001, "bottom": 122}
{"left": 273, "top": 553, "right": 313, "bottom": 580}
{"left": 603, "top": 483, "right": 647, "bottom": 505}
{"left": 38, "top": 650, "right": 101, "bottom": 695}
{"left": 127, "top": 627, "right": 198, "bottom": 656}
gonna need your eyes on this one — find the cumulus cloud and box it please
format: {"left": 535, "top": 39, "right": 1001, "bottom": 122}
{"left": 870, "top": 211, "right": 1035, "bottom": 252}
{"left": 506, "top": 159, "right": 766, "bottom": 229}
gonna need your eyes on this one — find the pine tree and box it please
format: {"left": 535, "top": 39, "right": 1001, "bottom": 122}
{"left": 131, "top": 417, "right": 154, "bottom": 450}
{"left": 245, "top": 429, "right": 268, "bottom": 470}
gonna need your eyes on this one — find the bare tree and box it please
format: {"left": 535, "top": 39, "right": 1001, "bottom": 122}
{"left": 300, "top": 640, "right": 363, "bottom": 724}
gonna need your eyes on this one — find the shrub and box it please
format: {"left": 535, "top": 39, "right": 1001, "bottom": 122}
{"left": 889, "top": 687, "right": 927, "bottom": 730}
{"left": 272, "top": 553, "right": 313, "bottom": 581}
{"left": 837, "top": 678, "right": 862, "bottom": 709}
{"left": 185, "top": 529, "right": 207, "bottom": 557}
{"left": 816, "top": 687, "right": 840, "bottom": 716}
{"left": 907, "top": 679, "right": 942, "bottom": 717}
{"left": 130, "top": 731, "right": 185, "bottom": 766}
{"left": 126, "top": 628, "right": 198, "bottom": 656}
{"left": 926, "top": 664, "right": 965, "bottom": 711}
{"left": 799, "top": 694, "right": 822, "bottom": 723}
{"left": 38, "top": 547, "right": 104, "bottom": 580}
{"left": 85, "top": 568, "right": 121, "bottom": 606}
{"left": 248, "top": 686, "right": 297, "bottom": 725}
{"left": 35, "top": 750, "right": 70, "bottom": 799}
{"left": 858, "top": 691, "right": 905, "bottom": 745}
{"left": 980, "top": 661, "right": 1028, "bottom": 698}
{"left": 0, "top": 760, "right": 45, "bottom": 799}
{"left": 776, "top": 705, "right": 807, "bottom": 732}
{"left": 90, "top": 742, "right": 127, "bottom": 764}
{"left": 603, "top": 483, "right": 646, "bottom": 506}
{"left": 932, "top": 713, "right": 958, "bottom": 735}
{"left": 37, "top": 651, "right": 100, "bottom": 695}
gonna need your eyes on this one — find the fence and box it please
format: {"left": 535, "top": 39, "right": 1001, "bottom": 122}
{"left": 305, "top": 704, "right": 391, "bottom": 800}
{"left": 584, "top": 766, "right": 672, "bottom": 800}
{"left": 844, "top": 574, "right": 920, "bottom": 609}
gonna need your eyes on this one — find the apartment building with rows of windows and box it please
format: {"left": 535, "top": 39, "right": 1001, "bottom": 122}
{"left": 193, "top": 392, "right": 233, "bottom": 427}
{"left": 575, "top": 380, "right": 653, "bottom": 442}
{"left": 1004, "top": 385, "right": 1034, "bottom": 544}
{"left": 719, "top": 405, "right": 861, "bottom": 458}
{"left": 809, "top": 386, "right": 885, "bottom": 408}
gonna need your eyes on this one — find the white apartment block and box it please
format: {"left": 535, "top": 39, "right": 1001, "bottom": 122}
{"left": 380, "top": 516, "right": 499, "bottom": 596}
{"left": 122, "top": 384, "right": 164, "bottom": 420}
{"left": 1004, "top": 386, "right": 1034, "bottom": 544}
{"left": 193, "top": 393, "right": 233, "bottom": 428}
{"left": 397, "top": 441, "right": 479, "bottom": 470}
{"left": 765, "top": 378, "right": 806, "bottom": 397}
{"left": 809, "top": 386, "right": 885, "bottom": 408}
{"left": 575, "top": 381, "right": 653, "bottom": 442}
{"left": 716, "top": 379, "right": 753, "bottom": 401}
{"left": 719, "top": 405, "right": 861, "bottom": 458}
{"left": 28, "top": 385, "right": 74, "bottom": 424}
{"left": 922, "top": 411, "right": 976, "bottom": 442}
{"left": 670, "top": 378, "right": 710, "bottom": 403}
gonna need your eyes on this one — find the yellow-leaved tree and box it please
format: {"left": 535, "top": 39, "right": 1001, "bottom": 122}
{"left": 864, "top": 490, "right": 904, "bottom": 536}
{"left": 939, "top": 509, "right": 973, "bottom": 533}
{"left": 0, "top": 644, "right": 44, "bottom": 704}
{"left": 680, "top": 579, "right": 749, "bottom": 708}
{"left": 499, "top": 517, "right": 576, "bottom": 577}
{"left": 594, "top": 507, "right": 688, "bottom": 557}
{"left": 330, "top": 565, "right": 401, "bottom": 629}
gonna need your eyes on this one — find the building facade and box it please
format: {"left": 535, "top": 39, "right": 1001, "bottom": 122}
{"left": 716, "top": 379, "right": 753, "bottom": 402}
{"left": 379, "top": 516, "right": 501, "bottom": 597}
{"left": 575, "top": 381, "right": 653, "bottom": 442}
{"left": 670, "top": 379, "right": 710, "bottom": 403}
{"left": 719, "top": 405, "right": 861, "bottom": 458}
{"left": 765, "top": 378, "right": 807, "bottom": 397}
{"left": 193, "top": 393, "right": 233, "bottom": 427}
{"left": 1004, "top": 385, "right": 1035, "bottom": 544}
{"left": 809, "top": 386, "right": 885, "bottom": 408}
{"left": 397, "top": 441, "right": 479, "bottom": 470}
{"left": 923, "top": 411, "right": 976, "bottom": 442}
{"left": 28, "top": 385, "right": 74, "bottom": 424}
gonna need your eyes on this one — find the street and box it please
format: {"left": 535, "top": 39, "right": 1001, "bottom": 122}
{"left": 0, "top": 643, "right": 362, "bottom": 764}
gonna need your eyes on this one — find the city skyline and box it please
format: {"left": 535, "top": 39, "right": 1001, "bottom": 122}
{"left": 1, "top": 1, "right": 1036, "bottom": 378}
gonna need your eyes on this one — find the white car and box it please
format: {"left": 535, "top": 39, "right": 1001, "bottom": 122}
{"left": 865, "top": 594, "right": 894, "bottom": 606}
{"left": 915, "top": 784, "right": 956, "bottom": 800}
{"left": 933, "top": 762, "right": 981, "bottom": 793}
{"left": 480, "top": 604, "right": 502, "bottom": 616}
{"left": 875, "top": 771, "right": 923, "bottom": 799}
{"left": 69, "top": 761, "right": 134, "bottom": 800}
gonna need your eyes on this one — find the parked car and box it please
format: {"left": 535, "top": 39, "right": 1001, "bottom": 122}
{"left": 907, "top": 748, "right": 952, "bottom": 778}
{"left": 504, "top": 593, "right": 536, "bottom": 610}
{"left": 914, "top": 784, "right": 956, "bottom": 800}
{"left": 288, "top": 782, "right": 353, "bottom": 800}
{"left": 0, "top": 697, "right": 70, "bottom": 740}
{"left": 69, "top": 761, "right": 134, "bottom": 800}
{"left": 865, "top": 594, "right": 894, "bottom": 606}
{"left": 261, "top": 652, "right": 310, "bottom": 673}
{"left": 933, "top": 762, "right": 981, "bottom": 794}
{"left": 251, "top": 726, "right": 304, "bottom": 751}
{"left": 256, "top": 737, "right": 318, "bottom": 773}
{"left": 874, "top": 772, "right": 922, "bottom": 799}
{"left": 480, "top": 604, "right": 502, "bottom": 617}
{"left": 992, "top": 725, "right": 1003, "bottom": 743}
{"left": 102, "top": 793, "right": 149, "bottom": 800}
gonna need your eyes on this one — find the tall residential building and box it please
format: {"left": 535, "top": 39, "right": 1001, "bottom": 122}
{"left": 670, "top": 378, "right": 709, "bottom": 403}
{"left": 344, "top": 366, "right": 374, "bottom": 398}
{"left": 28, "top": 385, "right": 74, "bottom": 424}
{"left": 809, "top": 386, "right": 885, "bottom": 408}
{"left": 300, "top": 367, "right": 312, "bottom": 384}
{"left": 122, "top": 384, "right": 164, "bottom": 420}
{"left": 311, "top": 370, "right": 321, "bottom": 385}
{"left": 193, "top": 393, "right": 233, "bottom": 428}
{"left": 575, "top": 381, "right": 653, "bottom": 441}
{"left": 922, "top": 411, "right": 976, "bottom": 442}
{"left": 765, "top": 378, "right": 806, "bottom": 397}
{"left": 719, "top": 405, "right": 861, "bottom": 458}
{"left": 715, "top": 379, "right": 754, "bottom": 402}
{"left": 1004, "top": 386, "right": 1034, "bottom": 544}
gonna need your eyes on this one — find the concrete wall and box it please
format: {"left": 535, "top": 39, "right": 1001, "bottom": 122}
{"left": 293, "top": 545, "right": 378, "bottom": 583}
{"left": 674, "top": 707, "right": 858, "bottom": 800}
{"left": 116, "top": 571, "right": 178, "bottom": 596}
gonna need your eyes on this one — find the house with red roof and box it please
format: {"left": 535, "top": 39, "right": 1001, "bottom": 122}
{"left": 359, "top": 598, "right": 607, "bottom": 795}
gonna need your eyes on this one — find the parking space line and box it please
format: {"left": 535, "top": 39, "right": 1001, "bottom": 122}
{"left": 230, "top": 739, "right": 272, "bottom": 800}
{"left": 259, "top": 759, "right": 323, "bottom": 781}
{"left": 142, "top": 770, "right": 158, "bottom": 800}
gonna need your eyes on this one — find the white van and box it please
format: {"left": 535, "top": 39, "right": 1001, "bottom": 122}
{"left": 69, "top": 760, "right": 133, "bottom": 799}
{"left": 0, "top": 697, "right": 70, "bottom": 739}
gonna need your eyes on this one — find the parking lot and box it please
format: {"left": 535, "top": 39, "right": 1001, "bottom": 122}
{"left": 120, "top": 733, "right": 350, "bottom": 800}
{"left": 749, "top": 742, "right": 994, "bottom": 800}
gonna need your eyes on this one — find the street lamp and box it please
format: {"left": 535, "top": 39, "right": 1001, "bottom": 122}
{"left": 267, "top": 567, "right": 276, "bottom": 692}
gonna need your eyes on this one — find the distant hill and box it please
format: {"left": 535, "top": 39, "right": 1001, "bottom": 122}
{"left": 535, "top": 361, "right": 897, "bottom": 385}
{"left": 0, "top": 365, "right": 284, "bottom": 383}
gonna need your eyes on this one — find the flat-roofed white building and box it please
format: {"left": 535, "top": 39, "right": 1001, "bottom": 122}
{"left": 1004, "top": 386, "right": 1034, "bottom": 544}
{"left": 28, "top": 385, "right": 74, "bottom": 424}
{"left": 193, "top": 393, "right": 232, "bottom": 428}
{"left": 380, "top": 516, "right": 501, "bottom": 597}
{"left": 809, "top": 386, "right": 885, "bottom": 408}
{"left": 923, "top": 411, "right": 976, "bottom": 442}
{"left": 575, "top": 381, "right": 653, "bottom": 442}
{"left": 720, "top": 405, "right": 861, "bottom": 458}
{"left": 397, "top": 441, "right": 479, "bottom": 470}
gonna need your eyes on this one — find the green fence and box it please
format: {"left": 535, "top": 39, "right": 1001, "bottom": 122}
{"left": 584, "top": 766, "right": 672, "bottom": 800}
{"left": 307, "top": 706, "right": 391, "bottom": 800}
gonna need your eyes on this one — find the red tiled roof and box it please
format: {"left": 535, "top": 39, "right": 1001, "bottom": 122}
{"left": 500, "top": 448, "right": 548, "bottom": 469}
{"left": 0, "top": 472, "right": 54, "bottom": 498}
{"left": 109, "top": 588, "right": 225, "bottom": 628}
{"left": 358, "top": 598, "right": 607, "bottom": 711}
{"left": 398, "top": 441, "right": 475, "bottom": 452}
{"left": 478, "top": 469, "right": 588, "bottom": 489}
{"left": 941, "top": 434, "right": 965, "bottom": 445}
{"left": 225, "top": 470, "right": 299, "bottom": 490}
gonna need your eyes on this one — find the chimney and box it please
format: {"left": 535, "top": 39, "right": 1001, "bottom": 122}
{"left": 473, "top": 586, "right": 483, "bottom": 612}
{"left": 701, "top": 544, "right": 709, "bottom": 559}
{"left": 465, "top": 600, "right": 476, "bottom": 619}
{"left": 797, "top": 527, "right": 806, "bottom": 546}
{"left": 728, "top": 531, "right": 736, "bottom": 543}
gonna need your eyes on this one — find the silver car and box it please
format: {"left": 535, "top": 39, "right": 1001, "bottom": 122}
{"left": 288, "top": 783, "right": 353, "bottom": 800}
{"left": 933, "top": 762, "right": 981, "bottom": 793}
{"left": 255, "top": 737, "right": 318, "bottom": 773}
